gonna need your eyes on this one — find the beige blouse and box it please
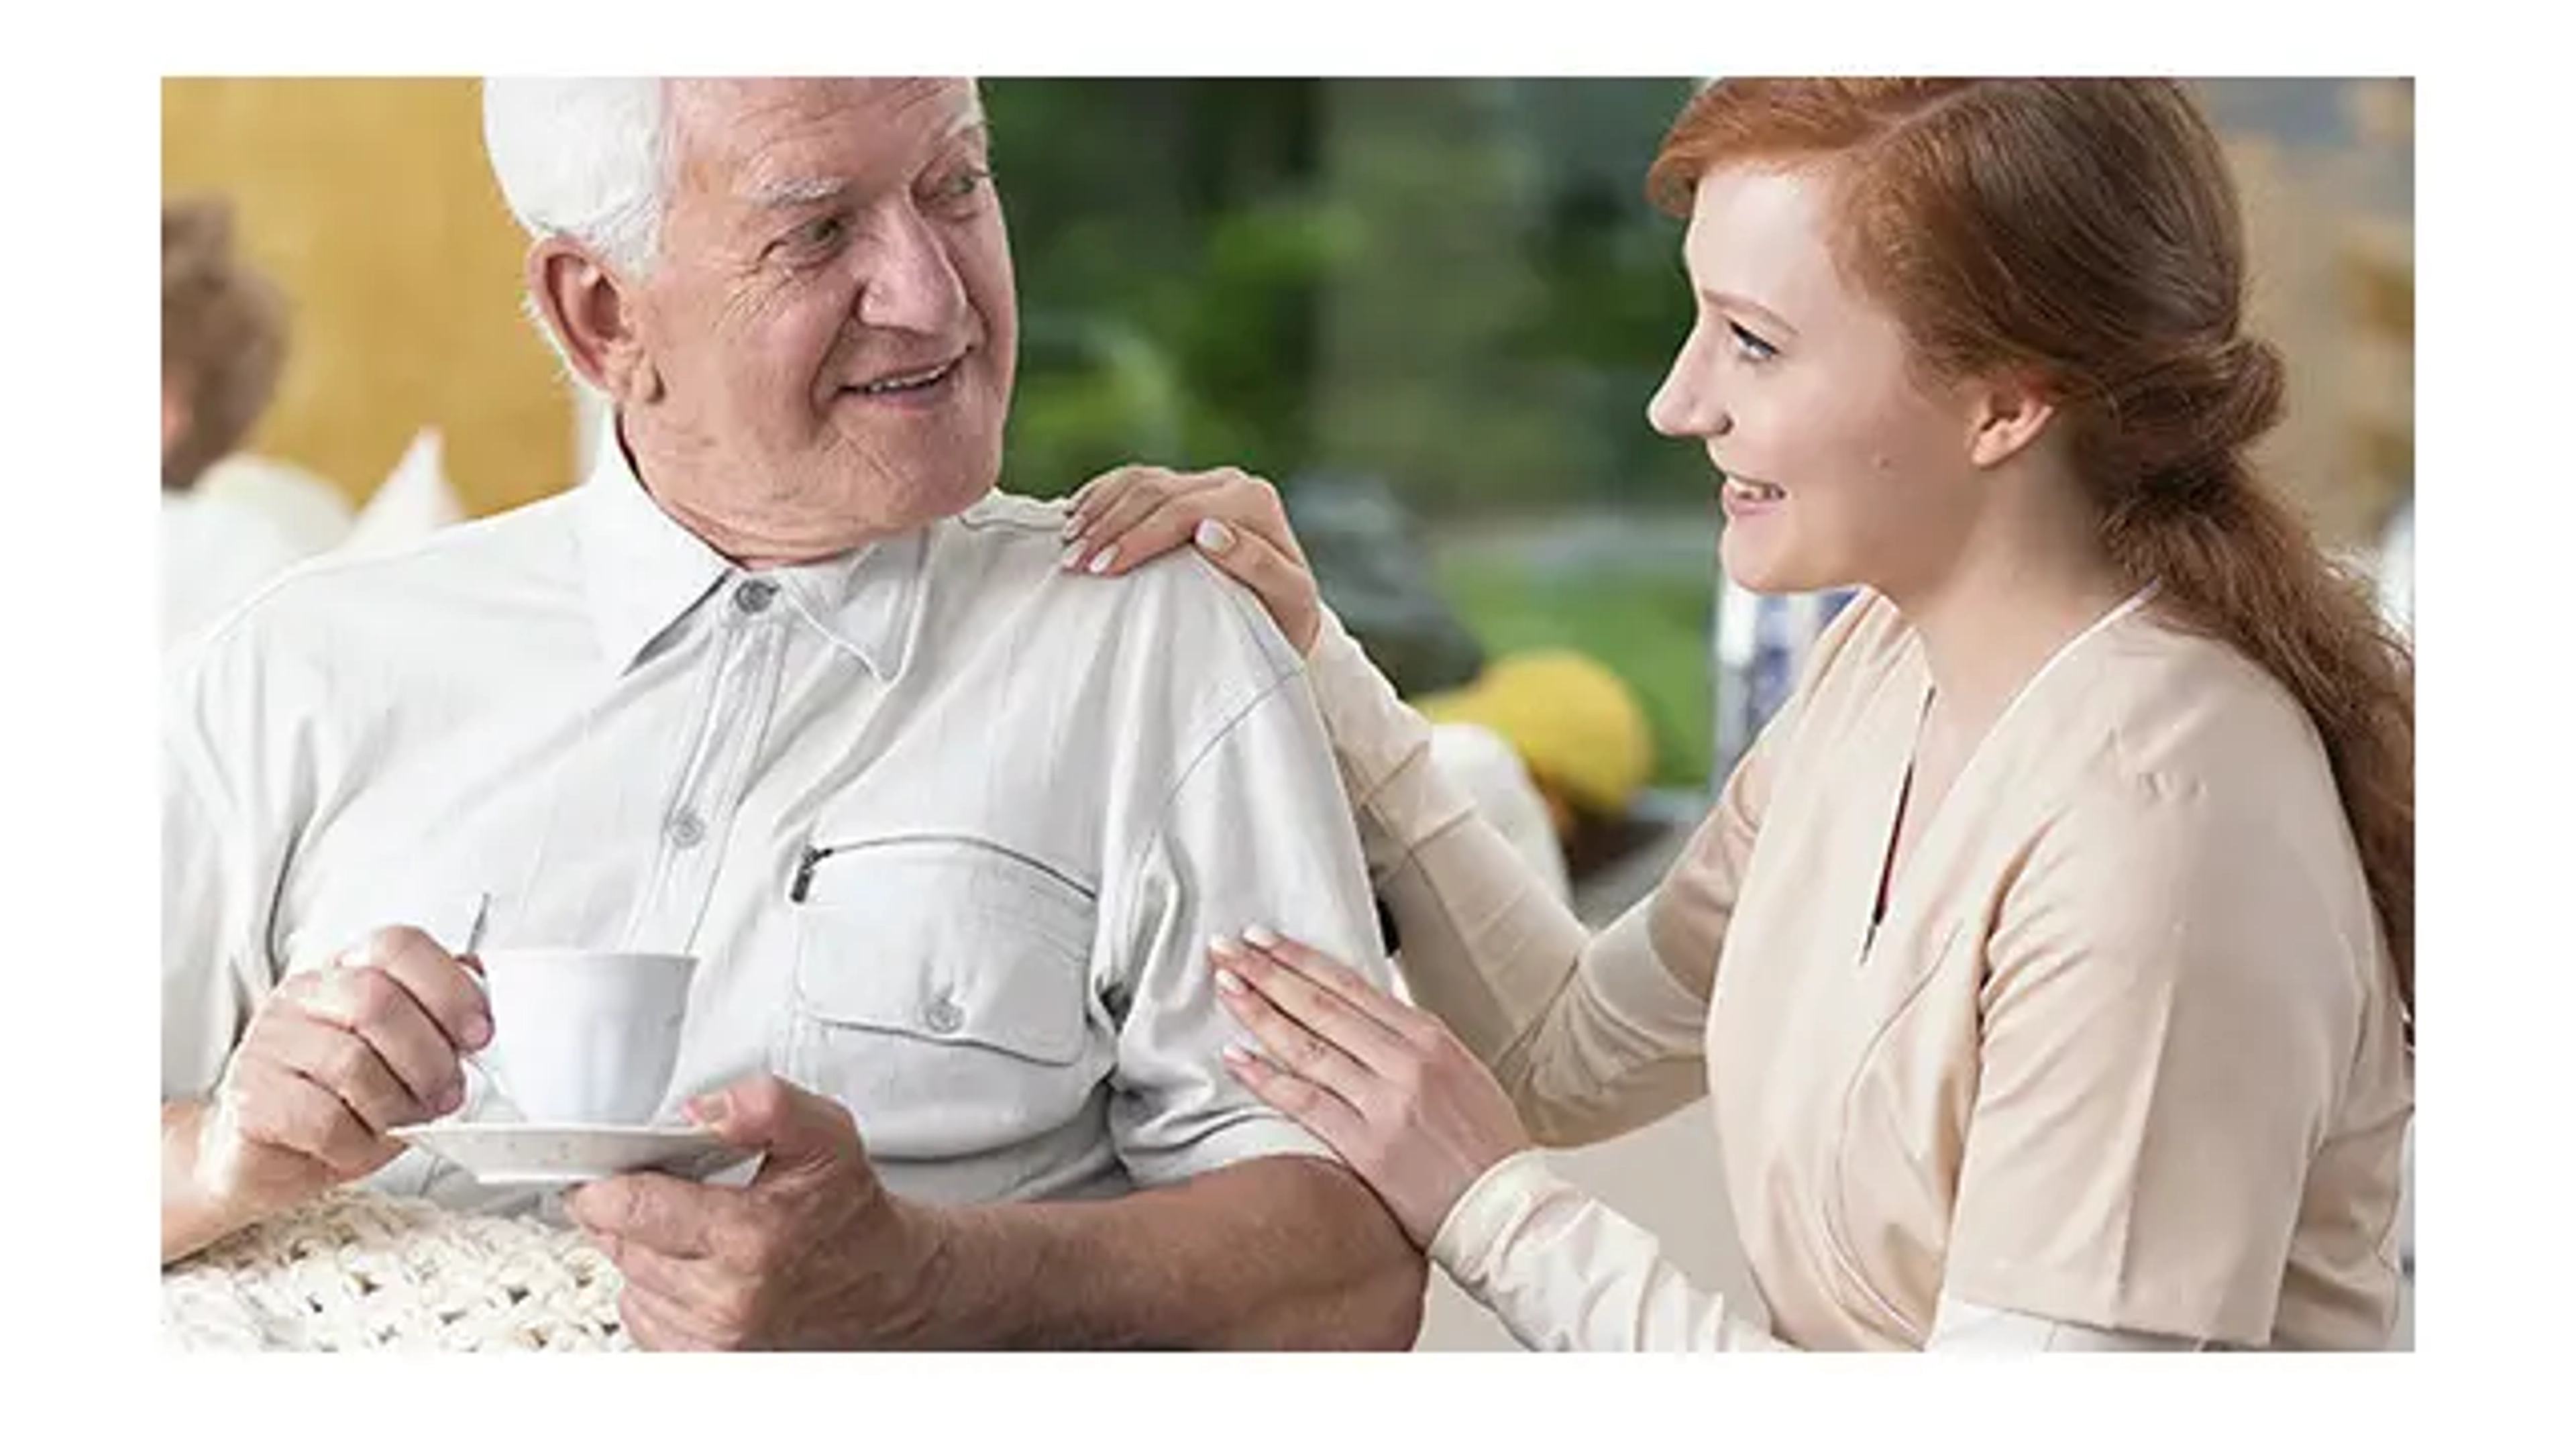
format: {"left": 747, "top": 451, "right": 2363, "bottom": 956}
{"left": 1305, "top": 588, "right": 2412, "bottom": 1351}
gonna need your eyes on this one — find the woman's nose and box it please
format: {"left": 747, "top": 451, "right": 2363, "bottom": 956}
{"left": 1647, "top": 329, "right": 1729, "bottom": 439}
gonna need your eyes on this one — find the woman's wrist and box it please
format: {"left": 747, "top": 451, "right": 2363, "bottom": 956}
{"left": 1428, "top": 1146, "right": 1558, "bottom": 1282}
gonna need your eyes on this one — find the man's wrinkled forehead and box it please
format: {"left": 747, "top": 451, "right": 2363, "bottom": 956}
{"left": 668, "top": 78, "right": 983, "bottom": 191}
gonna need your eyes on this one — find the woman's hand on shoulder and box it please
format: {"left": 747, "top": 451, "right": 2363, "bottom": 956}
{"left": 1059, "top": 464, "right": 1324, "bottom": 657}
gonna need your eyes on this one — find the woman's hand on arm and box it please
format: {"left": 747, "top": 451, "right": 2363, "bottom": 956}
{"left": 1206, "top": 926, "right": 1532, "bottom": 1246}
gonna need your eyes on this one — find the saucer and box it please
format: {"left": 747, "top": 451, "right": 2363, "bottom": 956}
{"left": 389, "top": 1120, "right": 759, "bottom": 1188}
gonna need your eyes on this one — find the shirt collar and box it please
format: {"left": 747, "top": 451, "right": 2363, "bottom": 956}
{"left": 573, "top": 427, "right": 926, "bottom": 683}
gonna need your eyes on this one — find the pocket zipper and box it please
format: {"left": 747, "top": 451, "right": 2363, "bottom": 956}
{"left": 788, "top": 836, "right": 1097, "bottom": 905}
{"left": 790, "top": 844, "right": 836, "bottom": 904}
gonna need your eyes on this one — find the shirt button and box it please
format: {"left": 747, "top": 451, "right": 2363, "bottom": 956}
{"left": 733, "top": 579, "right": 777, "bottom": 614}
{"left": 922, "top": 993, "right": 964, "bottom": 1034}
{"left": 667, "top": 810, "right": 706, "bottom": 849}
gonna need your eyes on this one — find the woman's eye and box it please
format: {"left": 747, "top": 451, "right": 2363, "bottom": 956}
{"left": 1728, "top": 321, "right": 1779, "bottom": 363}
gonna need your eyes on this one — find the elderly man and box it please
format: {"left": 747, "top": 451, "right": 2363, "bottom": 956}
{"left": 158, "top": 77, "right": 1426, "bottom": 1350}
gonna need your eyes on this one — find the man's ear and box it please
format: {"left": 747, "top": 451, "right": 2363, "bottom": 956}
{"left": 1964, "top": 368, "right": 2058, "bottom": 472}
{"left": 527, "top": 239, "right": 661, "bottom": 405}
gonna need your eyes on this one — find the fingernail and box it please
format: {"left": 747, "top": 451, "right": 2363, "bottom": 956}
{"left": 1194, "top": 519, "right": 1234, "bottom": 553}
{"left": 686, "top": 1091, "right": 729, "bottom": 1126}
{"left": 463, "top": 1012, "right": 493, "bottom": 1050}
{"left": 1086, "top": 545, "right": 1119, "bottom": 575}
{"left": 1222, "top": 1043, "right": 1255, "bottom": 1067}
{"left": 435, "top": 1081, "right": 466, "bottom": 1115}
{"left": 1060, "top": 543, "right": 1088, "bottom": 572}
{"left": 1244, "top": 923, "right": 1281, "bottom": 949}
{"left": 1214, "top": 968, "right": 1246, "bottom": 996}
{"left": 1208, "top": 932, "right": 1243, "bottom": 959}
{"left": 1061, "top": 513, "right": 1083, "bottom": 540}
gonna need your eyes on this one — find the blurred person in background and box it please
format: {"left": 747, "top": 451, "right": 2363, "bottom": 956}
{"left": 162, "top": 195, "right": 309, "bottom": 649}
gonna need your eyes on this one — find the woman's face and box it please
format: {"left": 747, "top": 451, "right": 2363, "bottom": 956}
{"left": 1647, "top": 160, "right": 1988, "bottom": 599}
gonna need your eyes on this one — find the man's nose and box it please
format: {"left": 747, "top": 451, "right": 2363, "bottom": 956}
{"left": 854, "top": 203, "right": 968, "bottom": 335}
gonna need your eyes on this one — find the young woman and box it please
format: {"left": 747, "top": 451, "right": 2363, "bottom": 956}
{"left": 1059, "top": 78, "right": 2414, "bottom": 1352}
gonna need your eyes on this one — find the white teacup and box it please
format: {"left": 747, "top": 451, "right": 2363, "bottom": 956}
{"left": 470, "top": 949, "right": 697, "bottom": 1126}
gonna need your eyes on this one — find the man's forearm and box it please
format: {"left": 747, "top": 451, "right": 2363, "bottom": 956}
{"left": 897, "top": 1155, "right": 1426, "bottom": 1349}
{"left": 162, "top": 1098, "right": 250, "bottom": 1266}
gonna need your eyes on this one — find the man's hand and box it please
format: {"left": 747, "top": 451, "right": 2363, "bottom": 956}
{"left": 176, "top": 925, "right": 490, "bottom": 1252}
{"left": 565, "top": 1075, "right": 939, "bottom": 1350}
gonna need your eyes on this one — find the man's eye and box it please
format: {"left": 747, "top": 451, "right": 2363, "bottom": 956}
{"left": 770, "top": 215, "right": 846, "bottom": 263}
{"left": 934, "top": 166, "right": 991, "bottom": 203}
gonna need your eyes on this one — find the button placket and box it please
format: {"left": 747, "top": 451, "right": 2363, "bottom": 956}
{"left": 633, "top": 593, "right": 788, "bottom": 952}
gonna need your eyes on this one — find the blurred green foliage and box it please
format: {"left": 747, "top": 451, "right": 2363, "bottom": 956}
{"left": 985, "top": 79, "right": 1719, "bottom": 787}
{"left": 987, "top": 79, "right": 1708, "bottom": 513}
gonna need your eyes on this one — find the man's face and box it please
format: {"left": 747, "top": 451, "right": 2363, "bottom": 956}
{"left": 625, "top": 78, "right": 1015, "bottom": 559}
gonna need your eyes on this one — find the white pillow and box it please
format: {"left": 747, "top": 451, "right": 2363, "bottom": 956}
{"left": 343, "top": 426, "right": 466, "bottom": 556}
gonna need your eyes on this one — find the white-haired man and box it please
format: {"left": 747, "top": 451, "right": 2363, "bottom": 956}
{"left": 158, "top": 78, "right": 1427, "bottom": 1350}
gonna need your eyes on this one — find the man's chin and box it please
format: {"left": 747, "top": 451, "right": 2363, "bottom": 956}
{"left": 850, "top": 459, "right": 1004, "bottom": 535}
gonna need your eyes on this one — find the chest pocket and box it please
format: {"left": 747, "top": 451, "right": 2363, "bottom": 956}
{"left": 782, "top": 837, "right": 1103, "bottom": 1155}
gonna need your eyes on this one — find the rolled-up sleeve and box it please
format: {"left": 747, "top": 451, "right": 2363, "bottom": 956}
{"left": 1102, "top": 669, "right": 1396, "bottom": 1189}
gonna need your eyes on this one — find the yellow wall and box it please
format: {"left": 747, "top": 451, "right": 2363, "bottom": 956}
{"left": 162, "top": 78, "right": 573, "bottom": 519}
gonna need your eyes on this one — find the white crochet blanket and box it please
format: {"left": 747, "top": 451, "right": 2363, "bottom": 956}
{"left": 161, "top": 1190, "right": 632, "bottom": 1351}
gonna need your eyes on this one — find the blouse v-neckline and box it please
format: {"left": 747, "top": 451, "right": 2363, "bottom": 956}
{"left": 1862, "top": 584, "right": 2160, "bottom": 956}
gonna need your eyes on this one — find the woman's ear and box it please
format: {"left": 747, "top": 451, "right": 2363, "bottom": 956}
{"left": 1965, "top": 370, "right": 2059, "bottom": 471}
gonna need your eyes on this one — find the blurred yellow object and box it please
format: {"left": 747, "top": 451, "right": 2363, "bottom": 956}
{"left": 1417, "top": 651, "right": 1654, "bottom": 826}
